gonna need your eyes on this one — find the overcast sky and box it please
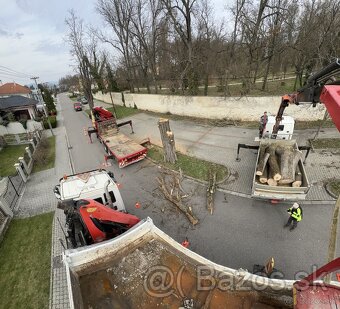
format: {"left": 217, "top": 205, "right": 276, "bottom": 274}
{"left": 0, "top": 0, "right": 230, "bottom": 85}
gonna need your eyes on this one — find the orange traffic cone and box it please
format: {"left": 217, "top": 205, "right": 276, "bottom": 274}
{"left": 135, "top": 202, "right": 141, "bottom": 209}
{"left": 181, "top": 238, "right": 190, "bottom": 248}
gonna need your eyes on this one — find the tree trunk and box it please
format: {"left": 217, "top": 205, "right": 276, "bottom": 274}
{"left": 267, "top": 168, "right": 278, "bottom": 186}
{"left": 259, "top": 165, "right": 268, "bottom": 183}
{"left": 206, "top": 170, "right": 217, "bottom": 214}
{"left": 277, "top": 147, "right": 302, "bottom": 184}
{"left": 267, "top": 145, "right": 281, "bottom": 181}
{"left": 292, "top": 165, "right": 302, "bottom": 187}
{"left": 158, "top": 118, "right": 177, "bottom": 163}
{"left": 109, "top": 91, "right": 117, "bottom": 119}
{"left": 256, "top": 146, "right": 270, "bottom": 176}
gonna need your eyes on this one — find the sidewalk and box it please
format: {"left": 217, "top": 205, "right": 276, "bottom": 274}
{"left": 15, "top": 104, "right": 71, "bottom": 308}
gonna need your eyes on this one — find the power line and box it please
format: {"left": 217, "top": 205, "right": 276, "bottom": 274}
{"left": 0, "top": 70, "right": 30, "bottom": 79}
{"left": 0, "top": 65, "right": 32, "bottom": 78}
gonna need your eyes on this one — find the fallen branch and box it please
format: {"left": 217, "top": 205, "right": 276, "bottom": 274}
{"left": 157, "top": 175, "right": 198, "bottom": 225}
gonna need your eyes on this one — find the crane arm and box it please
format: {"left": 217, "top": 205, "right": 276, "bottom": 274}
{"left": 273, "top": 59, "right": 340, "bottom": 135}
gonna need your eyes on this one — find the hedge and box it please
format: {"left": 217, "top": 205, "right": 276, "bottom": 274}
{"left": 43, "top": 116, "right": 57, "bottom": 129}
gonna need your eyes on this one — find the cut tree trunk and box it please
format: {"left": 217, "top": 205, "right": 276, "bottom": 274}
{"left": 256, "top": 146, "right": 269, "bottom": 176}
{"left": 267, "top": 145, "right": 281, "bottom": 181}
{"left": 276, "top": 146, "right": 302, "bottom": 184}
{"left": 292, "top": 165, "right": 302, "bottom": 187}
{"left": 259, "top": 165, "right": 268, "bottom": 184}
{"left": 206, "top": 170, "right": 217, "bottom": 214}
{"left": 158, "top": 118, "right": 177, "bottom": 163}
{"left": 267, "top": 168, "right": 278, "bottom": 186}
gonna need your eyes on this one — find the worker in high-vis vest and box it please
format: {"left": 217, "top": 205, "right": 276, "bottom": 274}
{"left": 284, "top": 202, "right": 303, "bottom": 231}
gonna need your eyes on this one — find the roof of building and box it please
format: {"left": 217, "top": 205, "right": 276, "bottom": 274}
{"left": 0, "top": 82, "right": 31, "bottom": 95}
{"left": 0, "top": 95, "right": 38, "bottom": 109}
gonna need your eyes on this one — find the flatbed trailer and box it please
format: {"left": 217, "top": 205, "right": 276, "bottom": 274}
{"left": 252, "top": 139, "right": 310, "bottom": 201}
{"left": 89, "top": 116, "right": 148, "bottom": 168}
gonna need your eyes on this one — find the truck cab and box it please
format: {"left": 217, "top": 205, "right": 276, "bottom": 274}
{"left": 262, "top": 115, "right": 295, "bottom": 140}
{"left": 53, "top": 169, "right": 126, "bottom": 212}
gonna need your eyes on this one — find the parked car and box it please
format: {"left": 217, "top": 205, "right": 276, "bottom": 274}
{"left": 74, "top": 102, "right": 82, "bottom": 111}
{"left": 81, "top": 97, "right": 88, "bottom": 104}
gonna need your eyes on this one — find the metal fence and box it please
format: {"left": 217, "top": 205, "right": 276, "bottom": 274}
{"left": 2, "top": 172, "right": 24, "bottom": 210}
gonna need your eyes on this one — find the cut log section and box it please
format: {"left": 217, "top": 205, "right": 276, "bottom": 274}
{"left": 292, "top": 165, "right": 302, "bottom": 188}
{"left": 267, "top": 168, "right": 278, "bottom": 186}
{"left": 267, "top": 145, "right": 281, "bottom": 181}
{"left": 259, "top": 165, "right": 268, "bottom": 184}
{"left": 256, "top": 146, "right": 270, "bottom": 176}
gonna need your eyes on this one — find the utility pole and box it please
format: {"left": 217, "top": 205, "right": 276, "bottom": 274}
{"left": 31, "top": 76, "right": 54, "bottom": 135}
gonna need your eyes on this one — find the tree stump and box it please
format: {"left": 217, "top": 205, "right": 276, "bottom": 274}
{"left": 158, "top": 118, "right": 177, "bottom": 163}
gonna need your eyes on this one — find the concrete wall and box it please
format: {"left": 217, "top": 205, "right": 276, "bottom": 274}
{"left": 93, "top": 92, "right": 326, "bottom": 121}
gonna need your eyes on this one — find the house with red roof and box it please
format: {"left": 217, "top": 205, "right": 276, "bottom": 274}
{"left": 0, "top": 83, "right": 39, "bottom": 121}
{"left": 0, "top": 82, "right": 31, "bottom": 98}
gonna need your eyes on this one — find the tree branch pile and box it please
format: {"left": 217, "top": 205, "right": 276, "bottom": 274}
{"left": 256, "top": 143, "right": 303, "bottom": 187}
{"left": 157, "top": 171, "right": 198, "bottom": 225}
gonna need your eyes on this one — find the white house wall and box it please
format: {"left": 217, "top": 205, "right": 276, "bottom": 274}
{"left": 26, "top": 120, "right": 43, "bottom": 131}
{"left": 6, "top": 122, "right": 26, "bottom": 134}
{"left": 0, "top": 120, "right": 42, "bottom": 136}
{"left": 93, "top": 92, "right": 326, "bottom": 121}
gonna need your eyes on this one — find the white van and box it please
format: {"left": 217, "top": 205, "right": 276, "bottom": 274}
{"left": 53, "top": 169, "right": 126, "bottom": 212}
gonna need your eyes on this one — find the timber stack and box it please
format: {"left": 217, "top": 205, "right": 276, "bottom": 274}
{"left": 256, "top": 142, "right": 302, "bottom": 187}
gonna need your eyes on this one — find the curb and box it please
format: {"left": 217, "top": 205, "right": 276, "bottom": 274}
{"left": 146, "top": 158, "right": 335, "bottom": 204}
{"left": 325, "top": 182, "right": 339, "bottom": 199}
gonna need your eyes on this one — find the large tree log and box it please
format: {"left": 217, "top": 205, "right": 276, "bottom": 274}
{"left": 206, "top": 170, "right": 217, "bottom": 214}
{"left": 158, "top": 118, "right": 177, "bottom": 163}
{"left": 267, "top": 145, "right": 281, "bottom": 181}
{"left": 292, "top": 165, "right": 302, "bottom": 188}
{"left": 278, "top": 148, "right": 302, "bottom": 184}
{"left": 259, "top": 165, "right": 268, "bottom": 184}
{"left": 267, "top": 167, "right": 278, "bottom": 187}
{"left": 256, "top": 146, "right": 269, "bottom": 176}
{"left": 157, "top": 176, "right": 198, "bottom": 225}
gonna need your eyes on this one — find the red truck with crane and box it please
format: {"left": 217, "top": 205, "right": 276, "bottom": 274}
{"left": 87, "top": 106, "right": 149, "bottom": 168}
{"left": 266, "top": 59, "right": 340, "bottom": 308}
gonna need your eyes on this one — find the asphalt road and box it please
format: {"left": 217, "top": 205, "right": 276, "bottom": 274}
{"left": 59, "top": 93, "right": 337, "bottom": 280}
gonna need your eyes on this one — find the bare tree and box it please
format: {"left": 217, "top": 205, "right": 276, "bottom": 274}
{"left": 161, "top": 0, "right": 199, "bottom": 94}
{"left": 97, "top": 0, "right": 136, "bottom": 93}
{"left": 129, "top": 0, "right": 164, "bottom": 93}
{"left": 196, "top": 0, "right": 224, "bottom": 96}
{"left": 65, "top": 10, "right": 94, "bottom": 109}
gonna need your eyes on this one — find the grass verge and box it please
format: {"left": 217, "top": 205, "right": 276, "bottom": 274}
{"left": 0, "top": 144, "right": 28, "bottom": 176}
{"left": 310, "top": 138, "right": 340, "bottom": 149}
{"left": 0, "top": 212, "right": 54, "bottom": 309}
{"left": 148, "top": 145, "right": 228, "bottom": 182}
{"left": 32, "top": 136, "right": 56, "bottom": 173}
